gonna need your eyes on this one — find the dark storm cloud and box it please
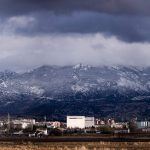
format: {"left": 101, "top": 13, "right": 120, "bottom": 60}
{"left": 0, "top": 0, "right": 149, "bottom": 42}
{"left": 1, "top": 11, "right": 150, "bottom": 42}
{"left": 0, "top": 0, "right": 150, "bottom": 42}
{"left": 0, "top": 0, "right": 150, "bottom": 16}
{"left": 34, "top": 12, "right": 150, "bottom": 42}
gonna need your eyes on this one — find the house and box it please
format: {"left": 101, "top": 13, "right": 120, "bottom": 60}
{"left": 12, "top": 119, "right": 35, "bottom": 129}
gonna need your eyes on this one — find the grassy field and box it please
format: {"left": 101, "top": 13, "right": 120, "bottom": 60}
{"left": 0, "top": 142, "right": 150, "bottom": 150}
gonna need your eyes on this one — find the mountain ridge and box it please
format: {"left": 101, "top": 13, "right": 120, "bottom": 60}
{"left": 0, "top": 64, "right": 149, "bottom": 120}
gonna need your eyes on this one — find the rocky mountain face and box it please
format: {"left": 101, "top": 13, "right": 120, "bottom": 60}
{"left": 0, "top": 64, "right": 150, "bottom": 120}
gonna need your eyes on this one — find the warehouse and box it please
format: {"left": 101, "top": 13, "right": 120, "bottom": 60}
{"left": 67, "top": 116, "right": 94, "bottom": 129}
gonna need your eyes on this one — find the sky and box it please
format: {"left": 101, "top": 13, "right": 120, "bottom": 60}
{"left": 0, "top": 0, "right": 150, "bottom": 71}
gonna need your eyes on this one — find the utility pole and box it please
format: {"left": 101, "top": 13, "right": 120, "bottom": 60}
{"left": 44, "top": 116, "right": 47, "bottom": 122}
{"left": 7, "top": 113, "right": 10, "bottom": 133}
{"left": 44, "top": 116, "right": 47, "bottom": 127}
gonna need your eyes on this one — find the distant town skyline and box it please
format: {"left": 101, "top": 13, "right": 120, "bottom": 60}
{"left": 0, "top": 0, "right": 150, "bottom": 71}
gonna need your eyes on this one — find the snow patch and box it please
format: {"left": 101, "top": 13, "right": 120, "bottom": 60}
{"left": 117, "top": 77, "right": 146, "bottom": 91}
{"left": 71, "top": 84, "right": 89, "bottom": 93}
{"left": 97, "top": 78, "right": 105, "bottom": 83}
{"left": 0, "top": 81, "right": 7, "bottom": 88}
{"left": 73, "top": 63, "right": 91, "bottom": 71}
{"left": 73, "top": 75, "right": 78, "bottom": 80}
{"left": 30, "top": 86, "right": 44, "bottom": 95}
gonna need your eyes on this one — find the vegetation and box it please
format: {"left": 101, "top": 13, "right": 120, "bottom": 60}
{"left": 0, "top": 142, "right": 149, "bottom": 150}
{"left": 96, "top": 126, "right": 114, "bottom": 134}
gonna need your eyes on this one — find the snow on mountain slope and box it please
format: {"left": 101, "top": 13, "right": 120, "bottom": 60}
{"left": 0, "top": 65, "right": 150, "bottom": 99}
{"left": 0, "top": 65, "right": 150, "bottom": 119}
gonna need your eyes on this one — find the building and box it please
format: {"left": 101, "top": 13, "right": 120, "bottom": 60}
{"left": 45, "top": 121, "right": 61, "bottom": 128}
{"left": 111, "top": 122, "right": 128, "bottom": 129}
{"left": 136, "top": 121, "right": 150, "bottom": 129}
{"left": 0, "top": 121, "right": 4, "bottom": 128}
{"left": 50, "top": 121, "right": 61, "bottom": 128}
{"left": 12, "top": 119, "right": 35, "bottom": 129}
{"left": 85, "top": 117, "right": 95, "bottom": 128}
{"left": 95, "top": 119, "right": 105, "bottom": 126}
{"left": 114, "top": 129, "right": 130, "bottom": 134}
{"left": 67, "top": 116, "right": 94, "bottom": 129}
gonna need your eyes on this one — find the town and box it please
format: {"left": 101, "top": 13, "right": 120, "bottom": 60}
{"left": 0, "top": 114, "right": 149, "bottom": 138}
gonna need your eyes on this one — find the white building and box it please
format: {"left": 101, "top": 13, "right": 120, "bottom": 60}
{"left": 67, "top": 116, "right": 94, "bottom": 129}
{"left": 111, "top": 122, "right": 128, "bottom": 129}
{"left": 85, "top": 117, "right": 95, "bottom": 128}
{"left": 0, "top": 121, "right": 4, "bottom": 127}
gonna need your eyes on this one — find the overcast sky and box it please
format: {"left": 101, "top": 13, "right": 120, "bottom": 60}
{"left": 0, "top": 0, "right": 150, "bottom": 71}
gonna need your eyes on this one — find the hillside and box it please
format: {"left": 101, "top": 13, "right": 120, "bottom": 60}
{"left": 0, "top": 64, "right": 149, "bottom": 120}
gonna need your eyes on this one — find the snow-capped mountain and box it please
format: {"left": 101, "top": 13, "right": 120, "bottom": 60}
{"left": 0, "top": 64, "right": 150, "bottom": 120}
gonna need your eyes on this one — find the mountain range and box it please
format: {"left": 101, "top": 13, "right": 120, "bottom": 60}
{"left": 0, "top": 64, "right": 149, "bottom": 121}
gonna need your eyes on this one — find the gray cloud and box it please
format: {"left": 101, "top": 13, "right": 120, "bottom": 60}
{"left": 0, "top": 33, "right": 150, "bottom": 71}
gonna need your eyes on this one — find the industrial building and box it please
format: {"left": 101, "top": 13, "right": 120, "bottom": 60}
{"left": 136, "top": 121, "right": 150, "bottom": 129}
{"left": 67, "top": 116, "right": 94, "bottom": 128}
